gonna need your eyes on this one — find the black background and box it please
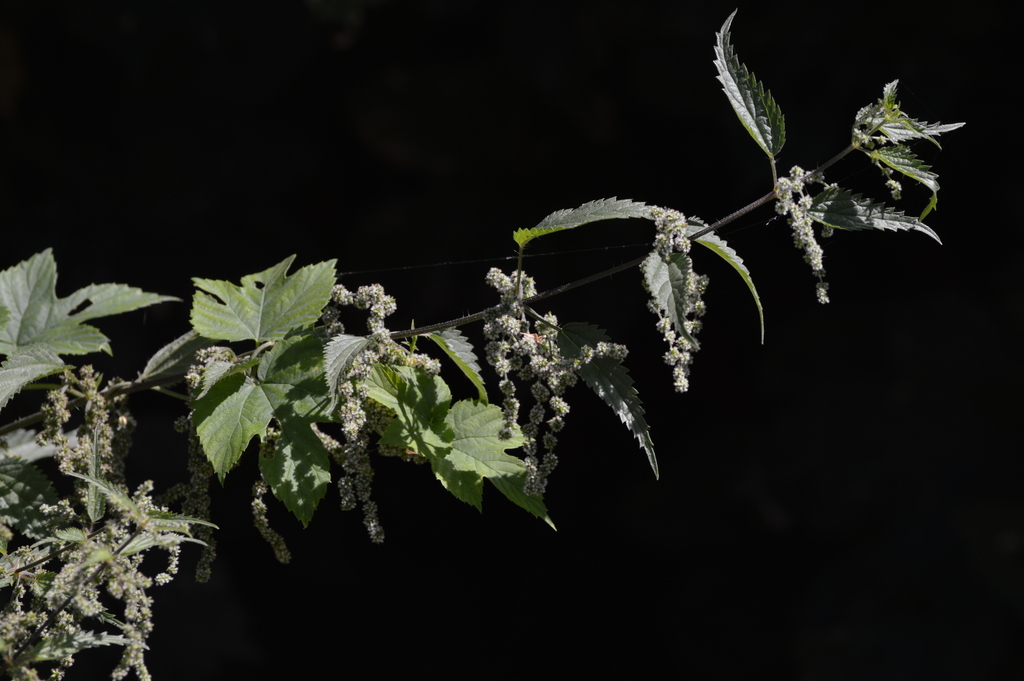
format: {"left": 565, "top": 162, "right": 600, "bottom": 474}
{"left": 2, "top": 1, "right": 1017, "bottom": 678}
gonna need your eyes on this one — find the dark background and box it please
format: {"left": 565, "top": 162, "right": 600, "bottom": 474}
{"left": 2, "top": 1, "right": 1017, "bottom": 678}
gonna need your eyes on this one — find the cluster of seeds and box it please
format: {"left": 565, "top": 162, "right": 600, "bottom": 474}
{"left": 644, "top": 207, "right": 709, "bottom": 393}
{"left": 775, "top": 166, "right": 830, "bottom": 304}
{"left": 482, "top": 268, "right": 584, "bottom": 496}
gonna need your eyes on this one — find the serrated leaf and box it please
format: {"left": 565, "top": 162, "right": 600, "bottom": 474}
{"left": 713, "top": 10, "right": 785, "bottom": 158}
{"left": 688, "top": 221, "right": 764, "bottom": 342}
{"left": 808, "top": 186, "right": 941, "bottom": 243}
{"left": 369, "top": 364, "right": 454, "bottom": 457}
{"left": 444, "top": 400, "right": 553, "bottom": 528}
{"left": 191, "top": 335, "right": 333, "bottom": 525}
{"left": 0, "top": 456, "right": 59, "bottom": 539}
{"left": 29, "top": 630, "right": 128, "bottom": 661}
{"left": 138, "top": 330, "right": 218, "bottom": 383}
{"left": 0, "top": 428, "right": 79, "bottom": 463}
{"left": 0, "top": 306, "right": 9, "bottom": 335}
{"left": 424, "top": 328, "right": 487, "bottom": 403}
{"left": 368, "top": 366, "right": 551, "bottom": 527}
{"left": 867, "top": 145, "right": 941, "bottom": 219}
{"left": 512, "top": 198, "right": 648, "bottom": 249}
{"left": 641, "top": 251, "right": 701, "bottom": 351}
{"left": 880, "top": 117, "right": 965, "bottom": 148}
{"left": 0, "top": 345, "right": 65, "bottom": 411}
{"left": 323, "top": 333, "right": 370, "bottom": 394}
{"left": 555, "top": 323, "right": 658, "bottom": 479}
{"left": 195, "top": 356, "right": 259, "bottom": 401}
{"left": 190, "top": 256, "right": 336, "bottom": 343}
{"left": 53, "top": 527, "right": 88, "bottom": 542}
{"left": 0, "top": 249, "right": 177, "bottom": 357}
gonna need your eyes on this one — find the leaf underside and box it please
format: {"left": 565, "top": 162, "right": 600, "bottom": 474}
{"left": 424, "top": 328, "right": 487, "bottom": 403}
{"left": 688, "top": 219, "right": 764, "bottom": 342}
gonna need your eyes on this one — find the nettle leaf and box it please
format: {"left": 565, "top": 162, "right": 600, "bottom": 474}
{"left": 0, "top": 249, "right": 176, "bottom": 357}
{"left": 556, "top": 323, "right": 658, "bottom": 479}
{"left": 687, "top": 220, "right": 764, "bottom": 342}
{"left": 880, "top": 117, "right": 965, "bottom": 148}
{"left": 29, "top": 630, "right": 128, "bottom": 661}
{"left": 192, "top": 335, "right": 334, "bottom": 525}
{"left": 323, "top": 333, "right": 370, "bottom": 394}
{"left": 641, "top": 251, "right": 701, "bottom": 351}
{"left": 808, "top": 187, "right": 940, "bottom": 243}
{"left": 190, "top": 255, "right": 336, "bottom": 343}
{"left": 0, "top": 456, "right": 59, "bottom": 540}
{"left": 866, "top": 145, "right": 941, "bottom": 219}
{"left": 424, "top": 328, "right": 487, "bottom": 403}
{"left": 0, "top": 345, "right": 65, "bottom": 412}
{"left": 713, "top": 10, "right": 785, "bottom": 158}
{"left": 513, "top": 198, "right": 648, "bottom": 249}
{"left": 195, "top": 356, "right": 259, "bottom": 401}
{"left": 138, "top": 330, "right": 219, "bottom": 383}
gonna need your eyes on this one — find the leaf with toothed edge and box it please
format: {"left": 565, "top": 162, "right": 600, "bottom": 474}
{"left": 713, "top": 9, "right": 786, "bottom": 158}
{"left": 807, "top": 187, "right": 941, "bottom": 243}
{"left": 513, "top": 198, "right": 648, "bottom": 249}
{"left": 555, "top": 323, "right": 658, "bottom": 479}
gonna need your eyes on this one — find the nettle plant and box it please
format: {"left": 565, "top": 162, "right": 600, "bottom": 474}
{"left": 0, "top": 12, "right": 962, "bottom": 680}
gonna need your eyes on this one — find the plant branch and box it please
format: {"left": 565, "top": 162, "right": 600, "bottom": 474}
{"left": 3, "top": 524, "right": 145, "bottom": 673}
{"left": 0, "top": 374, "right": 187, "bottom": 438}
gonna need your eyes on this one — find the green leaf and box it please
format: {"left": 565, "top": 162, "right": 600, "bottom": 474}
{"left": 688, "top": 220, "right": 764, "bottom": 343}
{"left": 191, "top": 335, "right": 334, "bottom": 525}
{"left": 65, "top": 472, "right": 143, "bottom": 524}
{"left": 555, "top": 323, "right": 658, "bottom": 479}
{"left": 444, "top": 400, "right": 553, "bottom": 528}
{"left": 369, "top": 364, "right": 454, "bottom": 458}
{"left": 424, "top": 328, "right": 487, "bottom": 403}
{"left": 0, "top": 456, "right": 59, "bottom": 539}
{"left": 512, "top": 198, "right": 648, "bottom": 249}
{"left": 195, "top": 356, "right": 260, "bottom": 401}
{"left": 807, "top": 186, "right": 940, "bottom": 243}
{"left": 880, "top": 117, "right": 965, "bottom": 148}
{"left": 138, "top": 330, "right": 219, "bottom": 383}
{"left": 190, "top": 255, "right": 336, "bottom": 343}
{"left": 866, "top": 145, "right": 942, "bottom": 219}
{"left": 641, "top": 252, "right": 701, "bottom": 351}
{"left": 0, "top": 249, "right": 177, "bottom": 357}
{"left": 713, "top": 10, "right": 785, "bottom": 158}
{"left": 0, "top": 345, "right": 65, "bottom": 412}
{"left": 368, "top": 365, "right": 552, "bottom": 527}
{"left": 29, "top": 630, "right": 128, "bottom": 661}
{"left": 191, "top": 373, "right": 272, "bottom": 478}
{"left": 323, "top": 333, "right": 370, "bottom": 394}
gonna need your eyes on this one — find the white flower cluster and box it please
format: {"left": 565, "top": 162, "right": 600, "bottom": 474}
{"left": 776, "top": 166, "right": 830, "bottom": 304}
{"left": 644, "top": 207, "right": 708, "bottom": 393}
{"left": 482, "top": 268, "right": 580, "bottom": 496}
